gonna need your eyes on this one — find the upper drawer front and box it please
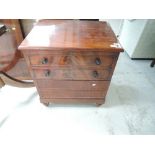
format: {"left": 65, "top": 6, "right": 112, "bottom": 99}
{"left": 32, "top": 68, "right": 111, "bottom": 80}
{"left": 29, "top": 55, "right": 71, "bottom": 66}
{"left": 28, "top": 52, "right": 116, "bottom": 68}
{"left": 72, "top": 54, "right": 114, "bottom": 67}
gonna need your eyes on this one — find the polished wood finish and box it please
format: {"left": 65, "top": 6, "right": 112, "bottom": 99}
{"left": 0, "top": 19, "right": 23, "bottom": 72}
{"left": 0, "top": 23, "right": 18, "bottom": 72}
{"left": 29, "top": 54, "right": 71, "bottom": 66}
{"left": 0, "top": 20, "right": 23, "bottom": 47}
{"left": 19, "top": 20, "right": 124, "bottom": 106}
{"left": 28, "top": 52, "right": 116, "bottom": 68}
{"left": 32, "top": 68, "right": 111, "bottom": 80}
{"left": 0, "top": 19, "right": 33, "bottom": 88}
{"left": 19, "top": 20, "right": 123, "bottom": 52}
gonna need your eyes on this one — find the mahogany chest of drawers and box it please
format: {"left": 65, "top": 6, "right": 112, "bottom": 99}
{"left": 19, "top": 20, "right": 123, "bottom": 106}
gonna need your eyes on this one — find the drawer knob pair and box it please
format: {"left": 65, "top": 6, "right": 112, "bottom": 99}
{"left": 95, "top": 57, "right": 101, "bottom": 65}
{"left": 42, "top": 57, "right": 48, "bottom": 64}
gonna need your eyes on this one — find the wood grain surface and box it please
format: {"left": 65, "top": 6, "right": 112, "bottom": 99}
{"left": 19, "top": 20, "right": 124, "bottom": 106}
{"left": 19, "top": 20, "right": 123, "bottom": 52}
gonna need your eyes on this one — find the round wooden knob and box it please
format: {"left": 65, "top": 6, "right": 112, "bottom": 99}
{"left": 42, "top": 57, "right": 48, "bottom": 64}
{"left": 95, "top": 58, "right": 101, "bottom": 65}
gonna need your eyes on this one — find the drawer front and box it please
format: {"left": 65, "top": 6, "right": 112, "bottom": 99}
{"left": 72, "top": 69, "right": 111, "bottom": 80}
{"left": 72, "top": 54, "right": 114, "bottom": 67}
{"left": 29, "top": 54, "right": 71, "bottom": 66}
{"left": 28, "top": 52, "right": 116, "bottom": 68}
{"left": 32, "top": 69, "right": 111, "bottom": 80}
{"left": 32, "top": 69, "right": 72, "bottom": 80}
{"left": 38, "top": 90, "right": 106, "bottom": 98}
{"left": 36, "top": 80, "right": 110, "bottom": 90}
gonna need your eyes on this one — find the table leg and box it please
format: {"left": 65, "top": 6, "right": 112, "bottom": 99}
{"left": 96, "top": 99, "right": 105, "bottom": 106}
{"left": 150, "top": 59, "right": 155, "bottom": 67}
{"left": 0, "top": 72, "right": 34, "bottom": 88}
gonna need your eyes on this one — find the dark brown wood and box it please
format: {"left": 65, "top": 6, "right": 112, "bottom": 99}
{"left": 0, "top": 20, "right": 23, "bottom": 50}
{"left": 72, "top": 54, "right": 114, "bottom": 67}
{"left": 32, "top": 68, "right": 111, "bottom": 80}
{"left": 19, "top": 20, "right": 124, "bottom": 106}
{"left": 28, "top": 52, "right": 115, "bottom": 68}
{"left": 0, "top": 24, "right": 18, "bottom": 72}
{"left": 18, "top": 20, "right": 123, "bottom": 52}
{"left": 0, "top": 19, "right": 34, "bottom": 88}
{"left": 0, "top": 19, "right": 23, "bottom": 72}
{"left": 29, "top": 54, "right": 71, "bottom": 67}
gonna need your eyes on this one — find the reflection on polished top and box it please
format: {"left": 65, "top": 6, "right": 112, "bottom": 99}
{"left": 19, "top": 20, "right": 123, "bottom": 52}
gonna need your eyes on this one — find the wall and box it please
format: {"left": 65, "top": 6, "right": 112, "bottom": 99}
{"left": 132, "top": 20, "right": 155, "bottom": 58}
{"left": 20, "top": 19, "right": 37, "bottom": 37}
{"left": 119, "top": 19, "right": 155, "bottom": 58}
{"left": 99, "top": 19, "right": 124, "bottom": 36}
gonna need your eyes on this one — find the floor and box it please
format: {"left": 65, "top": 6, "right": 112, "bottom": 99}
{"left": 0, "top": 52, "right": 155, "bottom": 154}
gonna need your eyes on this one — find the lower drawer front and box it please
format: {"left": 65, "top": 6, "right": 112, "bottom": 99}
{"left": 36, "top": 80, "right": 110, "bottom": 90}
{"left": 38, "top": 90, "right": 106, "bottom": 98}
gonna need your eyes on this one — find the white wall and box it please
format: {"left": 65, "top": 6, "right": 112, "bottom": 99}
{"left": 132, "top": 20, "right": 155, "bottom": 58}
{"left": 119, "top": 19, "right": 155, "bottom": 58}
{"left": 119, "top": 19, "right": 147, "bottom": 58}
{"left": 99, "top": 19, "right": 124, "bottom": 36}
